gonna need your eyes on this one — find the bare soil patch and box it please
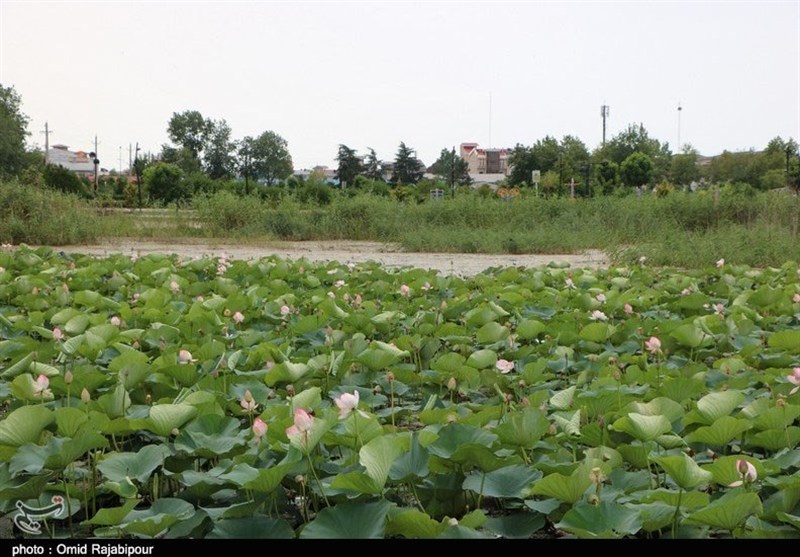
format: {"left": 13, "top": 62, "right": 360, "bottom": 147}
{"left": 49, "top": 238, "right": 609, "bottom": 276}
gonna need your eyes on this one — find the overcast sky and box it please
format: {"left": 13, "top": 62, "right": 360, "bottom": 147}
{"left": 1, "top": 1, "right": 798, "bottom": 170}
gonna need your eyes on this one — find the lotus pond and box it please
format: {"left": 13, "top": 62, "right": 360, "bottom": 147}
{"left": 1, "top": 247, "right": 800, "bottom": 539}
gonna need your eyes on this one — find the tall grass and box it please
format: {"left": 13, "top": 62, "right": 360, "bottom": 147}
{"left": 193, "top": 189, "right": 800, "bottom": 266}
{"left": 0, "top": 180, "right": 101, "bottom": 245}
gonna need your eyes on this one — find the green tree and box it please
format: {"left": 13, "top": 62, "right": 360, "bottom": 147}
{"left": 143, "top": 162, "right": 188, "bottom": 204}
{"left": 507, "top": 144, "right": 537, "bottom": 186}
{"left": 0, "top": 84, "right": 30, "bottom": 178}
{"left": 237, "top": 136, "right": 256, "bottom": 194}
{"left": 594, "top": 160, "right": 620, "bottom": 194}
{"left": 203, "top": 119, "right": 236, "bottom": 180}
{"left": 429, "top": 147, "right": 471, "bottom": 187}
{"left": 43, "top": 164, "right": 89, "bottom": 196}
{"left": 559, "top": 135, "right": 590, "bottom": 182}
{"left": 391, "top": 142, "right": 423, "bottom": 185}
{"left": 363, "top": 148, "right": 383, "bottom": 181}
{"left": 671, "top": 145, "right": 700, "bottom": 186}
{"left": 620, "top": 152, "right": 654, "bottom": 188}
{"left": 336, "top": 144, "right": 362, "bottom": 188}
{"left": 252, "top": 130, "right": 293, "bottom": 186}
{"left": 595, "top": 123, "right": 672, "bottom": 181}
{"left": 167, "top": 110, "right": 211, "bottom": 159}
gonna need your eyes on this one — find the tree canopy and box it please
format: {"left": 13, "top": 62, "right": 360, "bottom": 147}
{"left": 0, "top": 83, "right": 30, "bottom": 178}
{"left": 391, "top": 142, "right": 424, "bottom": 185}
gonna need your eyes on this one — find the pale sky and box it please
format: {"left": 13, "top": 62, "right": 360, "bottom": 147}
{"left": 1, "top": 0, "right": 798, "bottom": 171}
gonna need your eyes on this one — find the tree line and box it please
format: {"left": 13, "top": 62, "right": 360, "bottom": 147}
{"left": 1, "top": 82, "right": 798, "bottom": 205}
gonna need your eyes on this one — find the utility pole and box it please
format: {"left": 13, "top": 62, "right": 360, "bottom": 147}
{"left": 600, "top": 105, "right": 609, "bottom": 146}
{"left": 128, "top": 144, "right": 133, "bottom": 181}
{"left": 118, "top": 146, "right": 123, "bottom": 175}
{"left": 677, "top": 103, "right": 683, "bottom": 152}
{"left": 41, "top": 122, "right": 53, "bottom": 164}
{"left": 90, "top": 135, "right": 100, "bottom": 193}
{"left": 134, "top": 143, "right": 142, "bottom": 210}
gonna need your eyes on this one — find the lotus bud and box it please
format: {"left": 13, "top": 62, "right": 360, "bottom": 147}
{"left": 588, "top": 494, "right": 600, "bottom": 505}
{"left": 518, "top": 380, "right": 526, "bottom": 389}
{"left": 549, "top": 423, "right": 558, "bottom": 435}
{"left": 80, "top": 388, "right": 91, "bottom": 403}
{"left": 295, "top": 475, "right": 305, "bottom": 485}
{"left": 145, "top": 394, "right": 152, "bottom": 405}
{"left": 520, "top": 397, "right": 530, "bottom": 408}
{"left": 447, "top": 377, "right": 457, "bottom": 391}
{"left": 286, "top": 384, "right": 295, "bottom": 397}
{"left": 446, "top": 414, "right": 457, "bottom": 424}
{"left": 374, "top": 385, "right": 382, "bottom": 394}
{"left": 171, "top": 428, "right": 180, "bottom": 436}
{"left": 447, "top": 518, "right": 458, "bottom": 526}
{"left": 386, "top": 371, "right": 395, "bottom": 383}
{"left": 64, "top": 371, "right": 73, "bottom": 385}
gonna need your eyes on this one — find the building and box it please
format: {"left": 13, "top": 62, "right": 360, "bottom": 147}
{"left": 47, "top": 144, "right": 101, "bottom": 179}
{"left": 460, "top": 143, "right": 511, "bottom": 175}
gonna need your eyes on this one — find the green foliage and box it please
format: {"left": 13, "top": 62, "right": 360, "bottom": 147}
{"left": 0, "top": 179, "right": 99, "bottom": 243}
{"left": 143, "top": 162, "right": 188, "bottom": 205}
{"left": 43, "top": 164, "right": 90, "bottom": 197}
{"left": 391, "top": 142, "right": 423, "bottom": 185}
{"left": 250, "top": 130, "right": 293, "bottom": 186}
{"left": 429, "top": 147, "right": 471, "bottom": 187}
{"left": 0, "top": 83, "right": 29, "bottom": 178}
{"left": 336, "top": 144, "right": 362, "bottom": 188}
{"left": 0, "top": 247, "right": 800, "bottom": 538}
{"left": 621, "top": 152, "right": 654, "bottom": 188}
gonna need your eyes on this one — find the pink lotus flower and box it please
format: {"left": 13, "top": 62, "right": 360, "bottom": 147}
{"left": 787, "top": 367, "right": 800, "bottom": 386}
{"left": 565, "top": 278, "right": 575, "bottom": 289}
{"left": 31, "top": 287, "right": 39, "bottom": 295}
{"left": 713, "top": 303, "right": 725, "bottom": 316}
{"left": 132, "top": 292, "right": 140, "bottom": 303}
{"left": 252, "top": 417, "right": 267, "bottom": 438}
{"left": 716, "top": 258, "right": 725, "bottom": 268}
{"left": 33, "top": 374, "right": 49, "bottom": 395}
{"left": 596, "top": 293, "right": 606, "bottom": 303}
{"left": 589, "top": 310, "right": 607, "bottom": 321}
{"left": 343, "top": 293, "right": 350, "bottom": 302}
{"left": 793, "top": 293, "right": 800, "bottom": 303}
{"left": 233, "top": 311, "right": 244, "bottom": 324}
{"left": 639, "top": 256, "right": 647, "bottom": 265}
{"left": 422, "top": 282, "right": 432, "bottom": 291}
{"left": 681, "top": 287, "right": 693, "bottom": 296}
{"left": 170, "top": 280, "right": 180, "bottom": 293}
{"left": 623, "top": 303, "right": 634, "bottom": 315}
{"left": 178, "top": 350, "right": 194, "bottom": 364}
{"left": 354, "top": 294, "right": 362, "bottom": 308}
{"left": 644, "top": 336, "right": 661, "bottom": 354}
{"left": 196, "top": 295, "right": 204, "bottom": 303}
{"left": 240, "top": 390, "right": 257, "bottom": 412}
{"left": 52, "top": 327, "right": 64, "bottom": 341}
{"left": 280, "top": 304, "right": 291, "bottom": 316}
{"left": 399, "top": 284, "right": 410, "bottom": 297}
{"left": 286, "top": 408, "right": 314, "bottom": 437}
{"left": 496, "top": 359, "right": 515, "bottom": 374}
{"left": 729, "top": 459, "right": 757, "bottom": 487}
{"left": 334, "top": 390, "right": 360, "bottom": 419}
{"left": 327, "top": 291, "right": 336, "bottom": 299}
{"left": 110, "top": 316, "right": 121, "bottom": 327}
{"left": 334, "top": 280, "right": 345, "bottom": 288}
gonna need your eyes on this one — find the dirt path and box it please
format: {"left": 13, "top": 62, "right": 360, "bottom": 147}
{"left": 51, "top": 239, "right": 609, "bottom": 276}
